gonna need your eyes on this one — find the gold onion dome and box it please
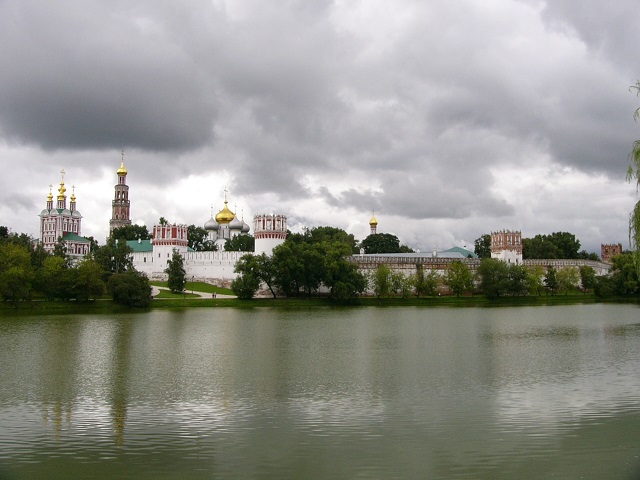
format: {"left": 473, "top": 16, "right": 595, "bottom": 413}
{"left": 369, "top": 214, "right": 378, "bottom": 226}
{"left": 47, "top": 186, "right": 53, "bottom": 202}
{"left": 57, "top": 180, "right": 66, "bottom": 200}
{"left": 117, "top": 159, "right": 127, "bottom": 175}
{"left": 215, "top": 201, "right": 235, "bottom": 224}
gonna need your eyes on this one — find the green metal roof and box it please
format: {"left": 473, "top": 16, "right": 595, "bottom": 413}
{"left": 442, "top": 246, "right": 477, "bottom": 258}
{"left": 62, "top": 232, "right": 90, "bottom": 243}
{"left": 126, "top": 239, "right": 153, "bottom": 252}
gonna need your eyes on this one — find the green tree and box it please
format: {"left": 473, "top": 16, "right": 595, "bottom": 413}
{"left": 1, "top": 231, "right": 34, "bottom": 249}
{"left": 84, "top": 236, "right": 100, "bottom": 255}
{"left": 225, "top": 235, "right": 255, "bottom": 252}
{"left": 319, "top": 240, "right": 366, "bottom": 301}
{"left": 234, "top": 253, "right": 278, "bottom": 298}
{"left": 610, "top": 253, "right": 639, "bottom": 295}
{"left": 594, "top": 275, "right": 617, "bottom": 297}
{"left": 523, "top": 232, "right": 582, "bottom": 259}
{"left": 53, "top": 236, "right": 70, "bottom": 265}
{"left": 36, "top": 255, "right": 67, "bottom": 300}
{"left": 474, "top": 234, "right": 492, "bottom": 259}
{"left": 527, "top": 265, "right": 546, "bottom": 296}
{"left": 390, "top": 271, "right": 411, "bottom": 298}
{"left": 297, "top": 243, "right": 324, "bottom": 297}
{"left": 544, "top": 266, "right": 559, "bottom": 295}
{"left": 269, "top": 228, "right": 367, "bottom": 300}
{"left": 31, "top": 242, "right": 50, "bottom": 269}
{"left": 111, "top": 224, "right": 151, "bottom": 241}
{"left": 412, "top": 264, "right": 440, "bottom": 297}
{"left": 272, "top": 243, "right": 304, "bottom": 297}
{"left": 478, "top": 258, "right": 509, "bottom": 298}
{"left": 372, "top": 264, "right": 392, "bottom": 297}
{"left": 94, "top": 238, "right": 133, "bottom": 275}
{"left": 627, "top": 80, "right": 640, "bottom": 276}
{"left": 556, "top": 267, "right": 580, "bottom": 295}
{"left": 187, "top": 224, "right": 217, "bottom": 251}
{"left": 0, "top": 243, "right": 34, "bottom": 304}
{"left": 307, "top": 226, "right": 359, "bottom": 253}
{"left": 507, "top": 264, "right": 529, "bottom": 296}
{"left": 443, "top": 260, "right": 474, "bottom": 297}
{"left": 108, "top": 270, "right": 152, "bottom": 307}
{"left": 74, "top": 258, "right": 105, "bottom": 301}
{"left": 231, "top": 272, "right": 260, "bottom": 299}
{"left": 165, "top": 249, "right": 186, "bottom": 294}
{"left": 577, "top": 250, "right": 599, "bottom": 261}
{"left": 579, "top": 265, "right": 597, "bottom": 294}
{"left": 360, "top": 233, "right": 413, "bottom": 254}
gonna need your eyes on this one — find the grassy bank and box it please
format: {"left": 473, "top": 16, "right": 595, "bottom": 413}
{"left": 148, "top": 292, "right": 635, "bottom": 309}
{"left": 150, "top": 281, "right": 234, "bottom": 296}
{"left": 2, "top": 292, "right": 638, "bottom": 315}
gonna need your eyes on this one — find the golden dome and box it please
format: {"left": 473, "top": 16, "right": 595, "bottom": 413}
{"left": 70, "top": 186, "right": 76, "bottom": 203}
{"left": 117, "top": 159, "right": 127, "bottom": 175}
{"left": 369, "top": 214, "right": 378, "bottom": 226}
{"left": 57, "top": 180, "right": 66, "bottom": 201}
{"left": 47, "top": 185, "right": 53, "bottom": 202}
{"left": 215, "top": 200, "right": 235, "bottom": 224}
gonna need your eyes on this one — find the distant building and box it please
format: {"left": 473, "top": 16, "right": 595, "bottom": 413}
{"left": 38, "top": 170, "right": 90, "bottom": 261}
{"left": 601, "top": 243, "right": 622, "bottom": 264}
{"left": 109, "top": 153, "right": 132, "bottom": 235}
{"left": 491, "top": 230, "right": 522, "bottom": 264}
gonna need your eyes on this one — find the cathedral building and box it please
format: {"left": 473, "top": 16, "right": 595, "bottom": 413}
{"left": 39, "top": 170, "right": 91, "bottom": 261}
{"left": 203, "top": 191, "right": 251, "bottom": 250}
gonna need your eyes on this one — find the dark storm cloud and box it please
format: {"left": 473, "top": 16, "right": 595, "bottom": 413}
{"left": 1, "top": 0, "right": 637, "bottom": 248}
{"left": 0, "top": 0, "right": 217, "bottom": 151}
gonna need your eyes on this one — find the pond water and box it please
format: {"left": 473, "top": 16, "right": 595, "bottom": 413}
{"left": 0, "top": 304, "right": 639, "bottom": 479}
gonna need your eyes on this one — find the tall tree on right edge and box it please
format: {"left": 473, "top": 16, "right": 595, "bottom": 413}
{"left": 626, "top": 80, "right": 640, "bottom": 276}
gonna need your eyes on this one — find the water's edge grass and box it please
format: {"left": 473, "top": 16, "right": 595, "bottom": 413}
{"left": 2, "top": 293, "right": 639, "bottom": 316}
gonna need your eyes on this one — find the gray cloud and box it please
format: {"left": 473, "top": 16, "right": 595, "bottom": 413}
{"left": 0, "top": 0, "right": 637, "bottom": 251}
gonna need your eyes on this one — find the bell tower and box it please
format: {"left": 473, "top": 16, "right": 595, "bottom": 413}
{"left": 369, "top": 211, "right": 378, "bottom": 235}
{"left": 109, "top": 151, "right": 132, "bottom": 236}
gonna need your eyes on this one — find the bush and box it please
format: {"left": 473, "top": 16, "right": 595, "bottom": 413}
{"left": 231, "top": 273, "right": 260, "bottom": 299}
{"left": 108, "top": 270, "right": 152, "bottom": 307}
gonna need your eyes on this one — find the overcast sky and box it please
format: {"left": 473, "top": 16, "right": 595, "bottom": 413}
{"left": 1, "top": 0, "right": 639, "bottom": 254}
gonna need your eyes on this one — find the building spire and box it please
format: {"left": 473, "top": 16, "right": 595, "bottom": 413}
{"left": 369, "top": 210, "right": 378, "bottom": 235}
{"left": 57, "top": 169, "right": 67, "bottom": 201}
{"left": 117, "top": 150, "right": 127, "bottom": 176}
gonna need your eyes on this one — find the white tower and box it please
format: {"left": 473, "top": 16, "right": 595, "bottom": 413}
{"left": 152, "top": 224, "right": 188, "bottom": 268}
{"left": 490, "top": 230, "right": 523, "bottom": 264}
{"left": 254, "top": 214, "right": 287, "bottom": 255}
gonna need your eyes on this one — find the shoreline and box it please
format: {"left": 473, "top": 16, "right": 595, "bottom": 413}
{"left": 2, "top": 294, "right": 639, "bottom": 315}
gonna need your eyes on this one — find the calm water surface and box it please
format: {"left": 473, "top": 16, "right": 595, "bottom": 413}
{"left": 0, "top": 304, "right": 639, "bottom": 479}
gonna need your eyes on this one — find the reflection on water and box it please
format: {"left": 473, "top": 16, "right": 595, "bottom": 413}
{"left": 0, "top": 305, "right": 640, "bottom": 479}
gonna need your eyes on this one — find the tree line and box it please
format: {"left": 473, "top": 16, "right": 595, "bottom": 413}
{"left": 474, "top": 231, "right": 600, "bottom": 260}
{"left": 367, "top": 256, "right": 636, "bottom": 299}
{"left": 0, "top": 226, "right": 151, "bottom": 307}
